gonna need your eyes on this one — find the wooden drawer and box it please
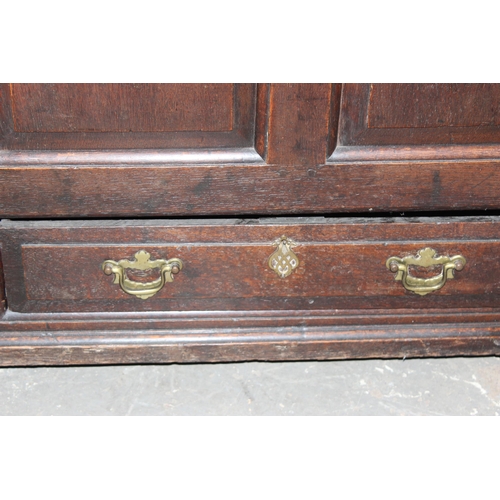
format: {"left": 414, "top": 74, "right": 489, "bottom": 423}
{"left": 2, "top": 217, "right": 500, "bottom": 316}
{"left": 1, "top": 217, "right": 500, "bottom": 366}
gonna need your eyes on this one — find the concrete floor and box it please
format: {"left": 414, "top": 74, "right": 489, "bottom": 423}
{"left": 0, "top": 356, "right": 498, "bottom": 415}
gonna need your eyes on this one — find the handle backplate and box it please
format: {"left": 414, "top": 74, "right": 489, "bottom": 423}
{"left": 102, "top": 250, "right": 183, "bottom": 300}
{"left": 386, "top": 247, "right": 465, "bottom": 296}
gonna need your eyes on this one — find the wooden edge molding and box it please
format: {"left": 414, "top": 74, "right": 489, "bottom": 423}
{"left": 0, "top": 247, "right": 5, "bottom": 317}
{"left": 329, "top": 144, "right": 500, "bottom": 162}
{"left": 0, "top": 148, "right": 264, "bottom": 166}
{"left": 0, "top": 323, "right": 498, "bottom": 366}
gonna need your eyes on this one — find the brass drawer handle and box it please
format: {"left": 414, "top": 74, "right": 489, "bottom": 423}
{"left": 386, "top": 247, "right": 466, "bottom": 296}
{"left": 102, "top": 250, "right": 183, "bottom": 300}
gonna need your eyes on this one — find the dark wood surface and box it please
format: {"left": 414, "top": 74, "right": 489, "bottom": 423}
{"left": 11, "top": 84, "right": 236, "bottom": 133}
{"left": 0, "top": 319, "right": 498, "bottom": 367}
{"left": 3, "top": 160, "right": 500, "bottom": 217}
{"left": 0, "top": 83, "right": 256, "bottom": 151}
{"left": 1, "top": 84, "right": 500, "bottom": 365}
{"left": 0, "top": 247, "right": 5, "bottom": 317}
{"left": 331, "top": 83, "right": 500, "bottom": 161}
{"left": 1, "top": 217, "right": 500, "bottom": 314}
{"left": 1, "top": 217, "right": 500, "bottom": 365}
{"left": 2, "top": 83, "right": 500, "bottom": 217}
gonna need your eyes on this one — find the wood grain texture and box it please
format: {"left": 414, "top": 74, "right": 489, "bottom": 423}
{"left": 327, "top": 84, "right": 343, "bottom": 157}
{"left": 0, "top": 322, "right": 498, "bottom": 366}
{"left": 2, "top": 215, "right": 500, "bottom": 363}
{"left": 11, "top": 84, "right": 234, "bottom": 133}
{"left": 0, "top": 247, "right": 5, "bottom": 317}
{"left": 331, "top": 83, "right": 500, "bottom": 161}
{"left": 368, "top": 84, "right": 500, "bottom": 129}
{"left": 5, "top": 308, "right": 500, "bottom": 332}
{"left": 2, "top": 217, "right": 500, "bottom": 314}
{"left": 11, "top": 241, "right": 498, "bottom": 312}
{"left": 0, "top": 84, "right": 256, "bottom": 151}
{"left": 2, "top": 83, "right": 500, "bottom": 365}
{"left": 3, "top": 160, "right": 500, "bottom": 217}
{"left": 3, "top": 84, "right": 500, "bottom": 216}
{"left": 254, "top": 84, "right": 270, "bottom": 159}
{"left": 266, "top": 84, "right": 331, "bottom": 166}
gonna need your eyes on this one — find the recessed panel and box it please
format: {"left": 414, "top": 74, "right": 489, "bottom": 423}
{"left": 368, "top": 84, "right": 500, "bottom": 129}
{"left": 0, "top": 84, "right": 256, "bottom": 152}
{"left": 11, "top": 84, "right": 234, "bottom": 133}
{"left": 331, "top": 83, "right": 500, "bottom": 162}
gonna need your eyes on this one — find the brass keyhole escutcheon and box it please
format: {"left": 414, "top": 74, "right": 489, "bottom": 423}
{"left": 386, "top": 247, "right": 466, "bottom": 296}
{"left": 268, "top": 236, "right": 299, "bottom": 278}
{"left": 102, "top": 250, "right": 183, "bottom": 300}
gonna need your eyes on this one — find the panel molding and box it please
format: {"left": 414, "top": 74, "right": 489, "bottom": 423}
{"left": 0, "top": 314, "right": 499, "bottom": 365}
{"left": 0, "top": 84, "right": 259, "bottom": 158}
{"left": 329, "top": 83, "right": 500, "bottom": 162}
{"left": 0, "top": 148, "right": 263, "bottom": 165}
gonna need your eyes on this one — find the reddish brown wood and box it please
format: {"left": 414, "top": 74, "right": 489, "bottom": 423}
{"left": 0, "top": 83, "right": 256, "bottom": 151}
{"left": 3, "top": 160, "right": 500, "bottom": 217}
{"left": 332, "top": 83, "right": 500, "bottom": 161}
{"left": 0, "top": 324, "right": 498, "bottom": 367}
{"left": 266, "top": 83, "right": 332, "bottom": 166}
{"left": 0, "top": 248, "right": 5, "bottom": 317}
{"left": 368, "top": 84, "right": 500, "bottom": 129}
{"left": 2, "top": 217, "right": 500, "bottom": 314}
{"left": 5, "top": 308, "right": 500, "bottom": 333}
{"left": 11, "top": 84, "right": 234, "bottom": 133}
{"left": 2, "top": 84, "right": 500, "bottom": 217}
{"left": 1, "top": 83, "right": 500, "bottom": 365}
{"left": 255, "top": 83, "right": 270, "bottom": 160}
{"left": 327, "top": 84, "right": 343, "bottom": 157}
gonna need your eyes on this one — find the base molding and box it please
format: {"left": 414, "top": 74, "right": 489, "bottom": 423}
{"left": 0, "top": 317, "right": 499, "bottom": 366}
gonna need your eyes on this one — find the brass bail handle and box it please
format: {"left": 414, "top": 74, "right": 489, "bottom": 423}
{"left": 102, "top": 250, "right": 183, "bottom": 300}
{"left": 386, "top": 247, "right": 466, "bottom": 296}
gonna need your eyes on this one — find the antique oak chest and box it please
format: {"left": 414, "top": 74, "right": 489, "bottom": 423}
{"left": 1, "top": 84, "right": 499, "bottom": 366}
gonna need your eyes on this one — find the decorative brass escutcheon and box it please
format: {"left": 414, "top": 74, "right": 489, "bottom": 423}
{"left": 268, "top": 236, "right": 299, "bottom": 278}
{"left": 386, "top": 247, "right": 466, "bottom": 296}
{"left": 102, "top": 250, "right": 183, "bottom": 300}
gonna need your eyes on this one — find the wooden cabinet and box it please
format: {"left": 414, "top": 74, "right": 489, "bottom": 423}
{"left": 0, "top": 84, "right": 499, "bottom": 366}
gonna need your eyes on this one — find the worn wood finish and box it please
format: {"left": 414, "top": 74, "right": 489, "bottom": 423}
{"left": 11, "top": 84, "right": 235, "bottom": 133}
{"left": 3, "top": 160, "right": 500, "bottom": 217}
{"left": 0, "top": 247, "right": 5, "bottom": 317}
{"left": 0, "top": 83, "right": 257, "bottom": 152}
{"left": 331, "top": 83, "right": 500, "bottom": 161}
{"left": 369, "top": 84, "right": 500, "bottom": 129}
{"left": 0, "top": 322, "right": 498, "bottom": 367}
{"left": 264, "top": 84, "right": 332, "bottom": 166}
{"left": 2, "top": 84, "right": 500, "bottom": 216}
{"left": 1, "top": 83, "right": 500, "bottom": 365}
{"left": 1, "top": 217, "right": 500, "bottom": 314}
{"left": 4, "top": 215, "right": 500, "bottom": 364}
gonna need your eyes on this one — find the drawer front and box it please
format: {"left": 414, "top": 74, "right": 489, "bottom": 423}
{"left": 2, "top": 218, "right": 500, "bottom": 314}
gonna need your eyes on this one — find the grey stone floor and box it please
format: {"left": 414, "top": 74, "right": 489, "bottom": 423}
{"left": 0, "top": 356, "right": 498, "bottom": 415}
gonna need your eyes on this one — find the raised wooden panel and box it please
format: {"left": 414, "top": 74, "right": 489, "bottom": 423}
{"left": 0, "top": 83, "right": 257, "bottom": 154}
{"left": 11, "top": 84, "right": 234, "bottom": 133}
{"left": 368, "top": 84, "right": 500, "bottom": 129}
{"left": 331, "top": 83, "right": 500, "bottom": 161}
